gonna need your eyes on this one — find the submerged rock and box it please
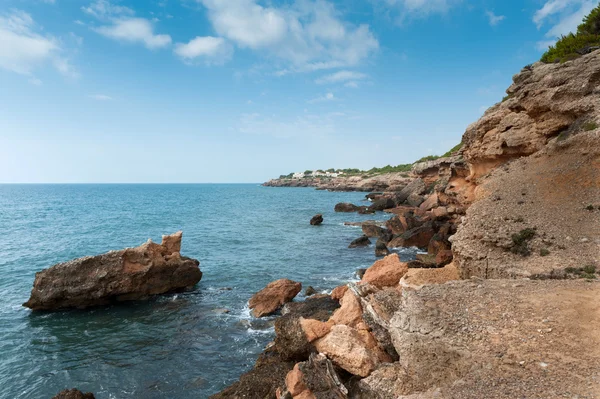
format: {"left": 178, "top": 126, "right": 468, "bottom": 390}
{"left": 51, "top": 389, "right": 95, "bottom": 399}
{"left": 23, "top": 232, "right": 202, "bottom": 311}
{"left": 249, "top": 279, "right": 302, "bottom": 317}
{"left": 310, "top": 214, "right": 323, "bottom": 226}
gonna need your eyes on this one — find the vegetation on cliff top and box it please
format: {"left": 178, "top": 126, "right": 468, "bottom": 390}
{"left": 277, "top": 142, "right": 463, "bottom": 180}
{"left": 541, "top": 5, "right": 600, "bottom": 63}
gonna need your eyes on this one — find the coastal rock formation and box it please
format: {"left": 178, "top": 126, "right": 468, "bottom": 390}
{"left": 280, "top": 354, "right": 348, "bottom": 399}
{"left": 309, "top": 214, "right": 323, "bottom": 226}
{"left": 375, "top": 239, "right": 391, "bottom": 257}
{"left": 453, "top": 130, "right": 600, "bottom": 279}
{"left": 357, "top": 280, "right": 600, "bottom": 398}
{"left": 361, "top": 223, "right": 388, "bottom": 238}
{"left": 250, "top": 279, "right": 302, "bottom": 317}
{"left": 463, "top": 50, "right": 600, "bottom": 180}
{"left": 361, "top": 254, "right": 408, "bottom": 288}
{"left": 334, "top": 203, "right": 359, "bottom": 212}
{"left": 348, "top": 236, "right": 371, "bottom": 248}
{"left": 52, "top": 389, "right": 95, "bottom": 399}
{"left": 23, "top": 232, "right": 202, "bottom": 311}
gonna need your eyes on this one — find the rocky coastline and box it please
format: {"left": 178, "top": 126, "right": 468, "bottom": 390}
{"left": 40, "top": 50, "right": 600, "bottom": 398}
{"left": 216, "top": 49, "right": 600, "bottom": 398}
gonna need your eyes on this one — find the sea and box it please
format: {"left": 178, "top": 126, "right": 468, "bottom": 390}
{"left": 0, "top": 184, "right": 418, "bottom": 399}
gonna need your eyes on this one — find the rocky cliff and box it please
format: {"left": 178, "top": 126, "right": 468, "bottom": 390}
{"left": 216, "top": 50, "right": 600, "bottom": 399}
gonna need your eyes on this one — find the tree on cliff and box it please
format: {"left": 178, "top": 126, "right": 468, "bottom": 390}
{"left": 541, "top": 4, "right": 600, "bottom": 63}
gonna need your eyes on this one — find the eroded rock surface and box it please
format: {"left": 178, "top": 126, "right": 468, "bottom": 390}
{"left": 24, "top": 232, "right": 202, "bottom": 311}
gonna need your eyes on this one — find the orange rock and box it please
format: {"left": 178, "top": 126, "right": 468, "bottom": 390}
{"left": 161, "top": 231, "right": 182, "bottom": 254}
{"left": 285, "top": 364, "right": 312, "bottom": 397}
{"left": 314, "top": 324, "right": 385, "bottom": 377}
{"left": 419, "top": 193, "right": 439, "bottom": 212}
{"left": 431, "top": 206, "right": 449, "bottom": 219}
{"left": 249, "top": 279, "right": 302, "bottom": 317}
{"left": 399, "top": 263, "right": 460, "bottom": 289}
{"left": 299, "top": 318, "right": 333, "bottom": 342}
{"left": 361, "top": 254, "right": 409, "bottom": 288}
{"left": 330, "top": 289, "right": 364, "bottom": 327}
{"left": 330, "top": 285, "right": 348, "bottom": 301}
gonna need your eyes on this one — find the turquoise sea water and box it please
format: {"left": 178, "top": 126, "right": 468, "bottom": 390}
{"left": 0, "top": 184, "right": 417, "bottom": 398}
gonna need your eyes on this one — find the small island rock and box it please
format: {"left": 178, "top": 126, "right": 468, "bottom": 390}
{"left": 310, "top": 214, "right": 324, "bottom": 225}
{"left": 23, "top": 232, "right": 202, "bottom": 311}
{"left": 349, "top": 235, "right": 371, "bottom": 248}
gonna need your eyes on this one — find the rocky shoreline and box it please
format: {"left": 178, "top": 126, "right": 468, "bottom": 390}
{"left": 38, "top": 50, "right": 600, "bottom": 398}
{"left": 215, "top": 49, "right": 600, "bottom": 398}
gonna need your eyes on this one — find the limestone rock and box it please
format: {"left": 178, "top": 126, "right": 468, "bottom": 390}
{"left": 23, "top": 232, "right": 202, "bottom": 311}
{"left": 330, "top": 285, "right": 348, "bottom": 301}
{"left": 399, "top": 263, "right": 460, "bottom": 289}
{"left": 250, "top": 279, "right": 302, "bottom": 317}
{"left": 361, "top": 254, "right": 408, "bottom": 288}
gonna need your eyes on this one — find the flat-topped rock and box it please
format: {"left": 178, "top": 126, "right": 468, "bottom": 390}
{"left": 23, "top": 232, "right": 202, "bottom": 311}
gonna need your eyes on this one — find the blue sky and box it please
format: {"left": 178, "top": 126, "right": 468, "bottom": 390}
{"left": 0, "top": 0, "right": 597, "bottom": 183}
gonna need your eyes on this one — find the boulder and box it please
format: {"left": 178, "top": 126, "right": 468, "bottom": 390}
{"left": 309, "top": 214, "right": 323, "bottom": 226}
{"left": 23, "top": 232, "right": 202, "bottom": 311}
{"left": 361, "top": 254, "right": 408, "bottom": 288}
{"left": 314, "top": 324, "right": 386, "bottom": 377}
{"left": 388, "top": 223, "right": 436, "bottom": 249}
{"left": 357, "top": 206, "right": 376, "bottom": 215}
{"left": 348, "top": 236, "right": 371, "bottom": 248}
{"left": 275, "top": 296, "right": 340, "bottom": 360}
{"left": 375, "top": 239, "right": 391, "bottom": 257}
{"left": 368, "top": 198, "right": 396, "bottom": 212}
{"left": 361, "top": 223, "right": 388, "bottom": 238}
{"left": 418, "top": 193, "right": 439, "bottom": 212}
{"left": 282, "top": 354, "right": 348, "bottom": 399}
{"left": 330, "top": 289, "right": 365, "bottom": 328}
{"left": 427, "top": 232, "right": 451, "bottom": 255}
{"left": 395, "top": 178, "right": 426, "bottom": 204}
{"left": 406, "top": 193, "right": 425, "bottom": 207}
{"left": 356, "top": 268, "right": 367, "bottom": 279}
{"left": 334, "top": 203, "right": 359, "bottom": 212}
{"left": 331, "top": 285, "right": 349, "bottom": 301}
{"left": 304, "top": 286, "right": 317, "bottom": 296}
{"left": 52, "top": 389, "right": 95, "bottom": 399}
{"left": 249, "top": 279, "right": 302, "bottom": 317}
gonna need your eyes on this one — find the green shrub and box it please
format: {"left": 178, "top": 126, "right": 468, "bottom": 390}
{"left": 540, "top": 248, "right": 550, "bottom": 257}
{"left": 541, "top": 33, "right": 600, "bottom": 63}
{"left": 442, "top": 142, "right": 463, "bottom": 157}
{"left": 415, "top": 155, "right": 440, "bottom": 163}
{"left": 510, "top": 228, "right": 536, "bottom": 256}
{"left": 583, "top": 265, "right": 597, "bottom": 274}
{"left": 502, "top": 93, "right": 514, "bottom": 102}
{"left": 583, "top": 121, "right": 598, "bottom": 131}
{"left": 540, "top": 5, "right": 600, "bottom": 64}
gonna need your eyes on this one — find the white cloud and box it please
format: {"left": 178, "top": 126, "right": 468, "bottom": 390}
{"left": 89, "top": 94, "right": 113, "bottom": 100}
{"left": 198, "top": 0, "right": 378, "bottom": 72}
{"left": 533, "top": 0, "right": 595, "bottom": 50}
{"left": 174, "top": 36, "right": 233, "bottom": 65}
{"left": 94, "top": 18, "right": 171, "bottom": 49}
{"left": 315, "top": 70, "right": 368, "bottom": 84}
{"left": 29, "top": 78, "right": 42, "bottom": 85}
{"left": 485, "top": 11, "right": 505, "bottom": 26}
{"left": 82, "top": 0, "right": 134, "bottom": 20}
{"left": 0, "top": 10, "right": 77, "bottom": 77}
{"left": 344, "top": 81, "right": 359, "bottom": 88}
{"left": 308, "top": 91, "right": 336, "bottom": 103}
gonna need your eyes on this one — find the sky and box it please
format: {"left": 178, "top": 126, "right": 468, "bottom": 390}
{"left": 0, "top": 0, "right": 597, "bottom": 183}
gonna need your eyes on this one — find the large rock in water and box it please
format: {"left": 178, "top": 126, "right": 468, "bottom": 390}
{"left": 249, "top": 279, "right": 302, "bottom": 317}
{"left": 23, "top": 232, "right": 202, "bottom": 311}
{"left": 310, "top": 214, "right": 323, "bottom": 225}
